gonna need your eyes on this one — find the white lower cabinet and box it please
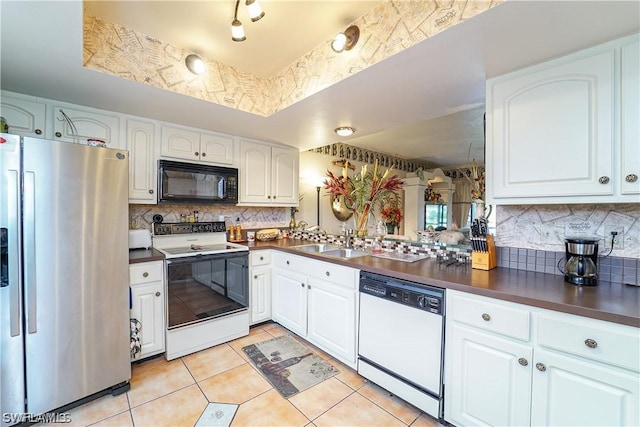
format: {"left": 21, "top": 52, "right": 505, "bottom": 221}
{"left": 271, "top": 252, "right": 359, "bottom": 368}
{"left": 530, "top": 348, "right": 639, "bottom": 427}
{"left": 445, "top": 290, "right": 640, "bottom": 427}
{"left": 250, "top": 251, "right": 272, "bottom": 325}
{"left": 129, "top": 261, "right": 165, "bottom": 360}
{"left": 307, "top": 276, "right": 356, "bottom": 365}
{"left": 446, "top": 323, "right": 533, "bottom": 427}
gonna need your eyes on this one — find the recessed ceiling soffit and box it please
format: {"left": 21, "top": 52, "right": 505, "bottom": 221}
{"left": 83, "top": 0, "right": 502, "bottom": 118}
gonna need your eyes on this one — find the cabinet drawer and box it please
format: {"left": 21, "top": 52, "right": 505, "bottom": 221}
{"left": 307, "top": 259, "right": 357, "bottom": 290}
{"left": 273, "top": 252, "right": 305, "bottom": 271}
{"left": 537, "top": 313, "right": 640, "bottom": 372}
{"left": 448, "top": 291, "right": 531, "bottom": 341}
{"left": 250, "top": 250, "right": 271, "bottom": 267}
{"left": 130, "top": 261, "right": 163, "bottom": 285}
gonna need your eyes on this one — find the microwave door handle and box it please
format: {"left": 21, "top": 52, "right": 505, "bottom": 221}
{"left": 218, "top": 177, "right": 226, "bottom": 199}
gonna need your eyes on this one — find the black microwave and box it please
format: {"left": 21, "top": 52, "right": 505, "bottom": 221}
{"left": 158, "top": 160, "right": 238, "bottom": 204}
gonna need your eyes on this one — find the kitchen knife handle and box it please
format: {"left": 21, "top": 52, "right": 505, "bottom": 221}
{"left": 6, "top": 169, "right": 22, "bottom": 337}
{"left": 24, "top": 171, "right": 37, "bottom": 334}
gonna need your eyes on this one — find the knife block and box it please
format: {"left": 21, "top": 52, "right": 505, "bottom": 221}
{"left": 471, "top": 234, "right": 497, "bottom": 270}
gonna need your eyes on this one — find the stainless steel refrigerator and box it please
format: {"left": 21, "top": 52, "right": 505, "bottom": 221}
{"left": 1, "top": 134, "right": 131, "bottom": 425}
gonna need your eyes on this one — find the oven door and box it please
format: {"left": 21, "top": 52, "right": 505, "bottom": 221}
{"left": 166, "top": 252, "right": 248, "bottom": 329}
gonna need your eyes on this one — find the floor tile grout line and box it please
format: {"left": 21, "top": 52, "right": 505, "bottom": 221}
{"left": 355, "top": 386, "right": 420, "bottom": 427}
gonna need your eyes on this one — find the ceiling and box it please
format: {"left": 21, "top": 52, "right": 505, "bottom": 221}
{"left": 1, "top": 1, "right": 639, "bottom": 168}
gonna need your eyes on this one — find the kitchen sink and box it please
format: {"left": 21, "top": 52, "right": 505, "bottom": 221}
{"left": 293, "top": 243, "right": 340, "bottom": 253}
{"left": 321, "top": 248, "right": 370, "bottom": 259}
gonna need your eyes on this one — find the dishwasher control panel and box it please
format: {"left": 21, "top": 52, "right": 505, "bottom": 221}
{"left": 360, "top": 272, "right": 443, "bottom": 315}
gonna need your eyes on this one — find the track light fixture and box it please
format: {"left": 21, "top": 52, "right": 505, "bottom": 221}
{"left": 231, "top": 0, "right": 265, "bottom": 42}
{"left": 185, "top": 54, "right": 207, "bottom": 75}
{"left": 331, "top": 25, "right": 360, "bottom": 53}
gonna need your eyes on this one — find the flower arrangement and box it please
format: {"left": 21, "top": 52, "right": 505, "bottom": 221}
{"left": 380, "top": 206, "right": 403, "bottom": 226}
{"left": 324, "top": 159, "right": 404, "bottom": 234}
{"left": 458, "top": 161, "right": 485, "bottom": 202}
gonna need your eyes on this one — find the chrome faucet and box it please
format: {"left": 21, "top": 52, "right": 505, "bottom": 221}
{"left": 344, "top": 229, "right": 354, "bottom": 249}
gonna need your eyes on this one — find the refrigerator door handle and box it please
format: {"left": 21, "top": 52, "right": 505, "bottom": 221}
{"left": 8, "top": 170, "right": 22, "bottom": 336}
{"left": 24, "top": 170, "right": 37, "bottom": 334}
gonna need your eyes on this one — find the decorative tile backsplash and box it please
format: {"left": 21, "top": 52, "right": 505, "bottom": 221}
{"left": 495, "top": 204, "right": 640, "bottom": 259}
{"left": 129, "top": 205, "right": 288, "bottom": 231}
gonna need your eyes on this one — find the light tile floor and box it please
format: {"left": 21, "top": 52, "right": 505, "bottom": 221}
{"left": 60, "top": 323, "right": 444, "bottom": 427}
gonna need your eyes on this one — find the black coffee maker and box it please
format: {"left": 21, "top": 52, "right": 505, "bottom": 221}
{"left": 564, "top": 238, "right": 599, "bottom": 286}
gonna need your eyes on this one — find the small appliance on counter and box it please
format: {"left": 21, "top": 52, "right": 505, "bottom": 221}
{"left": 128, "top": 229, "right": 152, "bottom": 250}
{"left": 564, "top": 238, "right": 599, "bottom": 286}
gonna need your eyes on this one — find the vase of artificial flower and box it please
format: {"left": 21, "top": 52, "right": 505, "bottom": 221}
{"left": 381, "top": 204, "right": 403, "bottom": 235}
{"left": 324, "top": 160, "right": 404, "bottom": 237}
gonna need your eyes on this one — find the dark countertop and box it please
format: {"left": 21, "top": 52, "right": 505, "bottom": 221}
{"left": 129, "top": 248, "right": 165, "bottom": 264}
{"left": 247, "top": 239, "right": 640, "bottom": 328}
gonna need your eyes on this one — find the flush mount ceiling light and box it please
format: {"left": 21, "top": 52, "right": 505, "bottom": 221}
{"left": 185, "top": 54, "right": 207, "bottom": 75}
{"left": 335, "top": 126, "right": 356, "bottom": 137}
{"left": 231, "top": 0, "right": 265, "bottom": 42}
{"left": 331, "top": 25, "right": 360, "bottom": 53}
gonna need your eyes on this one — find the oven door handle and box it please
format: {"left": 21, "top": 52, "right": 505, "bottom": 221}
{"left": 166, "top": 253, "right": 247, "bottom": 265}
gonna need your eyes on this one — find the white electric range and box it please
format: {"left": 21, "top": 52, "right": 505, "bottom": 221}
{"left": 152, "top": 221, "right": 250, "bottom": 360}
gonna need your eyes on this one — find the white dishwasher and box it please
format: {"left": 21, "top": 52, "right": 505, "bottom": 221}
{"left": 358, "top": 271, "right": 445, "bottom": 422}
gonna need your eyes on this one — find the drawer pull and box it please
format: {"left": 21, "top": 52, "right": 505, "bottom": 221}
{"left": 584, "top": 338, "right": 598, "bottom": 349}
{"left": 518, "top": 358, "right": 528, "bottom": 367}
{"left": 325, "top": 271, "right": 330, "bottom": 277}
{"left": 143, "top": 272, "right": 149, "bottom": 278}
{"left": 598, "top": 176, "right": 610, "bottom": 185}
{"left": 625, "top": 174, "right": 638, "bottom": 183}
{"left": 481, "top": 313, "right": 491, "bottom": 321}
{"left": 155, "top": 292, "right": 161, "bottom": 297}
{"left": 536, "top": 363, "right": 546, "bottom": 372}
{"left": 286, "top": 260, "right": 290, "bottom": 265}
{"left": 260, "top": 256, "right": 264, "bottom": 261}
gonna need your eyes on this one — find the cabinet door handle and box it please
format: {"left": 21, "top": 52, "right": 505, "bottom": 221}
{"left": 301, "top": 283, "right": 305, "bottom": 288}
{"left": 626, "top": 174, "right": 638, "bottom": 183}
{"left": 143, "top": 272, "right": 149, "bottom": 278}
{"left": 202, "top": 152, "right": 206, "bottom": 157}
{"left": 481, "top": 313, "right": 491, "bottom": 321}
{"left": 35, "top": 129, "right": 42, "bottom": 135}
{"left": 518, "top": 358, "right": 528, "bottom": 366}
{"left": 584, "top": 338, "right": 598, "bottom": 349}
{"left": 273, "top": 195, "right": 276, "bottom": 199}
{"left": 148, "top": 189, "right": 154, "bottom": 194}
{"left": 268, "top": 195, "right": 271, "bottom": 199}
{"left": 536, "top": 362, "right": 546, "bottom": 372}
{"left": 286, "top": 260, "right": 290, "bottom": 265}
{"left": 260, "top": 256, "right": 264, "bottom": 261}
{"left": 308, "top": 285, "right": 311, "bottom": 289}
{"left": 155, "top": 291, "right": 161, "bottom": 297}
{"left": 254, "top": 275, "right": 258, "bottom": 279}
{"left": 55, "top": 131, "right": 62, "bottom": 137}
{"left": 598, "top": 176, "right": 610, "bottom": 184}
{"left": 325, "top": 271, "right": 330, "bottom": 277}
{"left": 194, "top": 151, "right": 199, "bottom": 156}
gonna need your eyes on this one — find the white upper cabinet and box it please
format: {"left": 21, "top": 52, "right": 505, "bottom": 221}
{"left": 486, "top": 34, "right": 640, "bottom": 204}
{"left": 52, "top": 105, "right": 122, "bottom": 149}
{"left": 238, "top": 139, "right": 299, "bottom": 206}
{"left": 127, "top": 119, "right": 157, "bottom": 204}
{"left": 0, "top": 94, "right": 46, "bottom": 137}
{"left": 161, "top": 125, "right": 234, "bottom": 165}
{"left": 621, "top": 39, "right": 640, "bottom": 195}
